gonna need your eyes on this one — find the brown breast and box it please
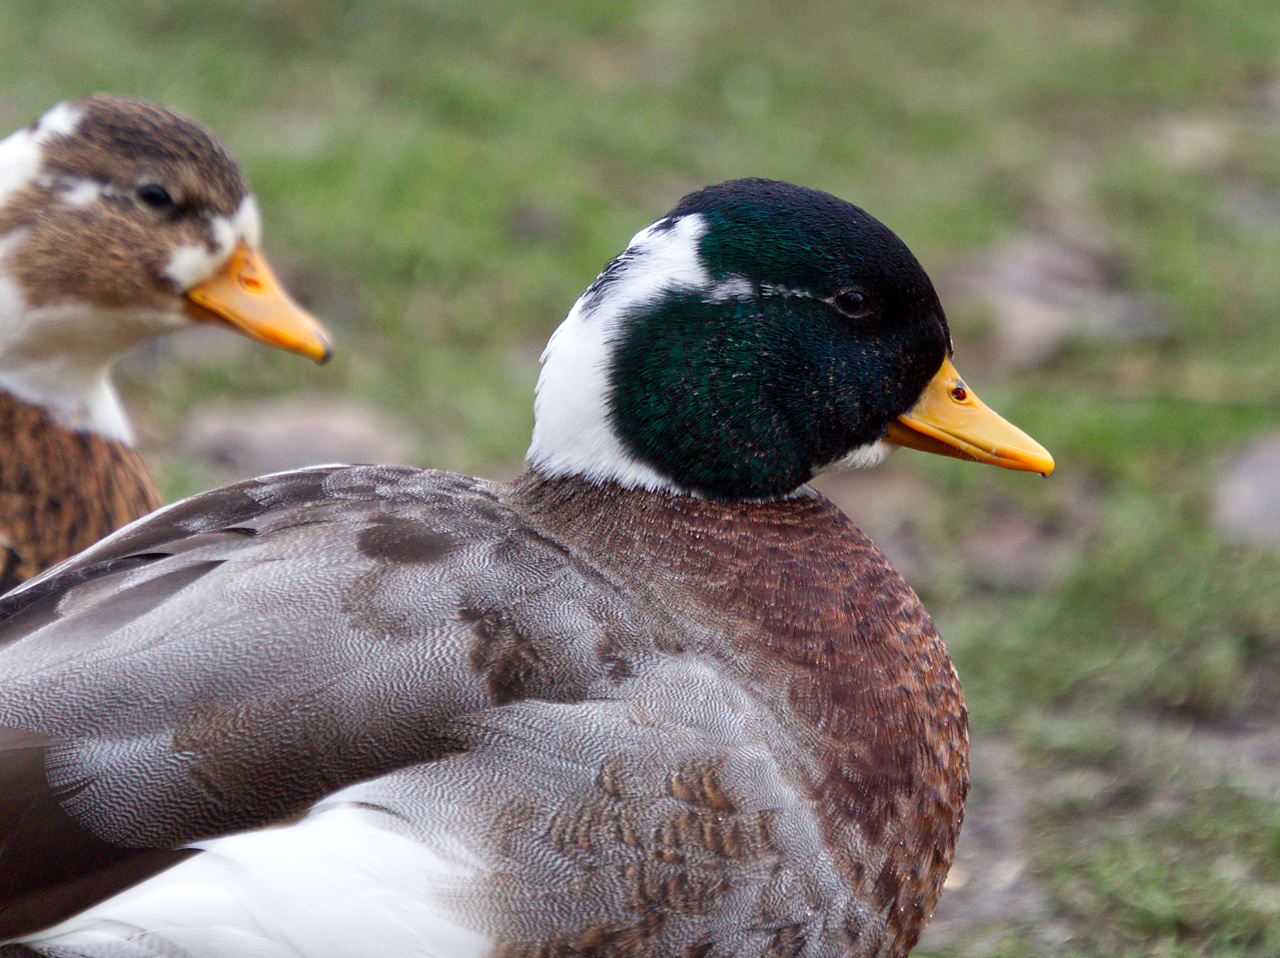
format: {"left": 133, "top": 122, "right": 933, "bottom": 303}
{"left": 511, "top": 472, "right": 969, "bottom": 956}
{"left": 0, "top": 390, "right": 163, "bottom": 592}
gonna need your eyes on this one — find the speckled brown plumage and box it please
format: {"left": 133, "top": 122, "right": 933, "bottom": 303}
{"left": 0, "top": 390, "right": 161, "bottom": 593}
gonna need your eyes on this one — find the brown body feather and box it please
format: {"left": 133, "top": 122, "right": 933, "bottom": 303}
{"left": 0, "top": 391, "right": 161, "bottom": 593}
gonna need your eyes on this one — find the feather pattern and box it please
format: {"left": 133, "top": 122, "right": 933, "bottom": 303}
{"left": 0, "top": 391, "right": 161, "bottom": 593}
{"left": 0, "top": 465, "right": 965, "bottom": 956}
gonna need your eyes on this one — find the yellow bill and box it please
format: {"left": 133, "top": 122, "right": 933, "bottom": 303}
{"left": 184, "top": 241, "right": 332, "bottom": 364}
{"left": 884, "top": 357, "right": 1054, "bottom": 475}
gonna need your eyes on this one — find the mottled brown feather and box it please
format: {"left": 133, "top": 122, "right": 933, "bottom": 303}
{"left": 0, "top": 390, "right": 161, "bottom": 593}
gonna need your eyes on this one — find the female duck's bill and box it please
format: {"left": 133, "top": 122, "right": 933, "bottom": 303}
{"left": 183, "top": 240, "right": 331, "bottom": 364}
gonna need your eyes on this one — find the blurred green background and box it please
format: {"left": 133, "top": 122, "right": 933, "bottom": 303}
{"left": 4, "top": 1, "right": 1279, "bottom": 954}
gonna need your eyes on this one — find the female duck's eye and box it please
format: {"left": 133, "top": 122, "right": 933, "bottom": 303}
{"left": 832, "top": 288, "right": 871, "bottom": 319}
{"left": 136, "top": 183, "right": 174, "bottom": 210}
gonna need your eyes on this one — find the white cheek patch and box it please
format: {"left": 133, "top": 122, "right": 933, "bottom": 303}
{"left": 58, "top": 178, "right": 102, "bottom": 206}
{"left": 527, "top": 213, "right": 725, "bottom": 494}
{"left": 234, "top": 194, "right": 263, "bottom": 249}
{"left": 211, "top": 214, "right": 236, "bottom": 255}
{"left": 165, "top": 240, "right": 224, "bottom": 290}
{"left": 163, "top": 195, "right": 261, "bottom": 291}
{"left": 0, "top": 101, "right": 85, "bottom": 212}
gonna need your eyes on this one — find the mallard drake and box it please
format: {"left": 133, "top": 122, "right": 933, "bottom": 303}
{"left": 0, "top": 178, "right": 1051, "bottom": 958}
{"left": 0, "top": 95, "right": 331, "bottom": 592}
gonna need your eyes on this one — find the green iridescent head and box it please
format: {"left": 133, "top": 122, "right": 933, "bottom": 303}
{"left": 529, "top": 178, "right": 954, "bottom": 500}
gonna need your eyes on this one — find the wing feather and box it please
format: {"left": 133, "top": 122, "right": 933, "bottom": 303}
{"left": 0, "top": 466, "right": 645, "bottom": 935}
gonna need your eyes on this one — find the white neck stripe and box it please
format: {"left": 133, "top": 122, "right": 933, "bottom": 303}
{"left": 526, "top": 214, "right": 717, "bottom": 494}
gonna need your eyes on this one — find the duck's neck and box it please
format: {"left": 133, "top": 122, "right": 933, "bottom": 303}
{"left": 510, "top": 467, "right": 834, "bottom": 573}
{"left": 0, "top": 286, "right": 137, "bottom": 445}
{"left": 508, "top": 468, "right": 968, "bottom": 954}
{"left": 0, "top": 388, "right": 161, "bottom": 590}
{"left": 0, "top": 367, "right": 132, "bottom": 445}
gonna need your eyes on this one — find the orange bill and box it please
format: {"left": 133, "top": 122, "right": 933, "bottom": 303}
{"left": 884, "top": 357, "right": 1054, "bottom": 475}
{"left": 184, "top": 241, "right": 332, "bottom": 363}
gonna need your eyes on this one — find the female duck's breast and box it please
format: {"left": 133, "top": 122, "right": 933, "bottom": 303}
{"left": 0, "top": 390, "right": 161, "bottom": 592}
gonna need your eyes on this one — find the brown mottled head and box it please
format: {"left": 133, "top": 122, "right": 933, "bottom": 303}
{"left": 0, "top": 96, "right": 253, "bottom": 315}
{"left": 38, "top": 96, "right": 247, "bottom": 212}
{"left": 0, "top": 95, "right": 329, "bottom": 399}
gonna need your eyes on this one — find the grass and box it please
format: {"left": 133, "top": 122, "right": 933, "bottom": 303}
{"left": 1032, "top": 747, "right": 1280, "bottom": 956}
{"left": 3, "top": 0, "right": 1279, "bottom": 953}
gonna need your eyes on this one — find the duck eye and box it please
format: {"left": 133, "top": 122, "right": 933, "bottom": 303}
{"left": 832, "top": 288, "right": 871, "bottom": 319}
{"left": 136, "top": 183, "right": 174, "bottom": 210}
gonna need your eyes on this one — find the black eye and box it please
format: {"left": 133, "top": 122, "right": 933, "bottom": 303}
{"left": 136, "top": 183, "right": 174, "bottom": 210}
{"left": 832, "top": 288, "right": 871, "bottom": 319}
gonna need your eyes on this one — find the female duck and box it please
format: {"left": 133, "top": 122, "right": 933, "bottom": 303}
{"left": 0, "top": 178, "right": 1050, "bottom": 958}
{"left": 0, "top": 95, "right": 330, "bottom": 590}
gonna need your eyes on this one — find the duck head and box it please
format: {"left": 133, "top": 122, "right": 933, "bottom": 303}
{"left": 0, "top": 95, "right": 330, "bottom": 439}
{"left": 529, "top": 178, "right": 1052, "bottom": 500}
